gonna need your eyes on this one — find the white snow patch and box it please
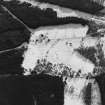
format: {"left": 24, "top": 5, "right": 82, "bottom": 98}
{"left": 64, "top": 78, "right": 102, "bottom": 105}
{"left": 100, "top": 36, "right": 105, "bottom": 58}
{"left": 32, "top": 24, "right": 89, "bottom": 39}
{"left": 82, "top": 37, "right": 98, "bottom": 47}
{"left": 64, "top": 78, "right": 87, "bottom": 105}
{"left": 22, "top": 24, "right": 95, "bottom": 75}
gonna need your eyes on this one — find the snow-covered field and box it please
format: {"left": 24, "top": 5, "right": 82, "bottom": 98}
{"left": 64, "top": 77, "right": 101, "bottom": 105}
{"left": 21, "top": 20, "right": 104, "bottom": 105}
{"left": 22, "top": 24, "right": 96, "bottom": 76}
